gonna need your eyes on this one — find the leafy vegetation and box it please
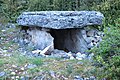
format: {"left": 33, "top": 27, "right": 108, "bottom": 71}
{"left": 90, "top": 0, "right": 120, "bottom": 79}
{"left": 90, "top": 18, "right": 120, "bottom": 79}
{"left": 0, "top": 0, "right": 119, "bottom": 23}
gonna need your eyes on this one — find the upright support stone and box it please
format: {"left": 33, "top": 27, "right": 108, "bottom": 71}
{"left": 27, "top": 28, "right": 54, "bottom": 52}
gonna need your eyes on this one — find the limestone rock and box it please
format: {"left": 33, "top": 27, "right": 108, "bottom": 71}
{"left": 27, "top": 28, "right": 54, "bottom": 51}
{"left": 41, "top": 44, "right": 54, "bottom": 55}
{"left": 32, "top": 50, "right": 41, "bottom": 54}
{"left": 87, "top": 42, "right": 94, "bottom": 49}
{"left": 86, "top": 30, "right": 96, "bottom": 37}
{"left": 17, "top": 11, "right": 104, "bottom": 29}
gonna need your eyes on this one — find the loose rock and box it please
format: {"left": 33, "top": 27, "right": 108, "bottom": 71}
{"left": 0, "top": 71, "right": 6, "bottom": 77}
{"left": 27, "top": 64, "right": 37, "bottom": 69}
{"left": 74, "top": 76, "right": 83, "bottom": 80}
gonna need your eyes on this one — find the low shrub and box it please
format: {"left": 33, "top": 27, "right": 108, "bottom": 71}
{"left": 90, "top": 18, "right": 120, "bottom": 79}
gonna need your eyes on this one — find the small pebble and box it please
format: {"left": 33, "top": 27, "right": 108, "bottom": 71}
{"left": 49, "top": 71, "right": 56, "bottom": 78}
{"left": 32, "top": 50, "right": 41, "bottom": 54}
{"left": 16, "top": 76, "right": 20, "bottom": 79}
{"left": 27, "top": 64, "right": 37, "bottom": 69}
{"left": 11, "top": 72, "right": 16, "bottom": 75}
{"left": 24, "top": 64, "right": 28, "bottom": 67}
{"left": 12, "top": 65, "right": 17, "bottom": 68}
{"left": 3, "top": 50, "right": 7, "bottom": 53}
{"left": 9, "top": 69, "right": 13, "bottom": 71}
{"left": 21, "top": 67, "right": 25, "bottom": 70}
{"left": 90, "top": 76, "right": 96, "bottom": 80}
{"left": 21, "top": 76, "right": 29, "bottom": 80}
{"left": 15, "top": 70, "right": 18, "bottom": 73}
{"left": 76, "top": 57, "right": 82, "bottom": 60}
{"left": 0, "top": 71, "right": 6, "bottom": 77}
{"left": 84, "top": 78, "right": 90, "bottom": 80}
{"left": 22, "top": 71, "right": 27, "bottom": 75}
{"left": 11, "top": 76, "right": 15, "bottom": 79}
{"left": 70, "top": 56, "right": 75, "bottom": 60}
{"left": 74, "top": 75, "right": 83, "bottom": 80}
{"left": 1, "top": 30, "right": 6, "bottom": 32}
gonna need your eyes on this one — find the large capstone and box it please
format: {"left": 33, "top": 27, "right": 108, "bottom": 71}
{"left": 17, "top": 11, "right": 104, "bottom": 29}
{"left": 17, "top": 11, "right": 104, "bottom": 54}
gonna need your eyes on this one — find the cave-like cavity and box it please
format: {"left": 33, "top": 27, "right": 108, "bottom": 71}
{"left": 20, "top": 27, "right": 103, "bottom": 54}
{"left": 50, "top": 29, "right": 88, "bottom": 53}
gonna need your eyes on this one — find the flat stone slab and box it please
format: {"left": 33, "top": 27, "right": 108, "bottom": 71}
{"left": 17, "top": 11, "right": 104, "bottom": 29}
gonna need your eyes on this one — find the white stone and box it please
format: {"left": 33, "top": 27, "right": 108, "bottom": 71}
{"left": 12, "top": 65, "right": 17, "bottom": 68}
{"left": 16, "top": 76, "right": 20, "bottom": 79}
{"left": 40, "top": 44, "right": 53, "bottom": 55}
{"left": 11, "top": 76, "right": 15, "bottom": 79}
{"left": 67, "top": 52, "right": 72, "bottom": 57}
{"left": 76, "top": 52, "right": 86, "bottom": 60}
{"left": 3, "top": 50, "right": 7, "bottom": 53}
{"left": 91, "top": 38, "right": 98, "bottom": 43}
{"left": 93, "top": 42, "right": 97, "bottom": 46}
{"left": 27, "top": 64, "right": 37, "bottom": 69}
{"left": 95, "top": 35, "right": 101, "bottom": 41}
{"left": 87, "top": 42, "right": 94, "bottom": 48}
{"left": 76, "top": 57, "right": 82, "bottom": 60}
{"left": 49, "top": 71, "right": 56, "bottom": 78}
{"left": 80, "top": 54, "right": 86, "bottom": 58}
{"left": 32, "top": 50, "right": 41, "bottom": 54}
{"left": 76, "top": 52, "right": 82, "bottom": 56}
{"left": 21, "top": 67, "right": 25, "bottom": 70}
{"left": 70, "top": 56, "right": 75, "bottom": 60}
{"left": 11, "top": 72, "right": 16, "bottom": 75}
{"left": 1, "top": 30, "right": 5, "bottom": 32}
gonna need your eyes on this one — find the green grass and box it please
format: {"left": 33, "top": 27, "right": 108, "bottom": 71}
{"left": 0, "top": 50, "right": 96, "bottom": 79}
{"left": 30, "top": 58, "right": 43, "bottom": 66}
{"left": 0, "top": 59, "right": 4, "bottom": 67}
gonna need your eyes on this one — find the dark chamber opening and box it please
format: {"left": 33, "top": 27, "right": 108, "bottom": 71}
{"left": 49, "top": 28, "right": 87, "bottom": 53}
{"left": 50, "top": 29, "right": 69, "bottom": 52}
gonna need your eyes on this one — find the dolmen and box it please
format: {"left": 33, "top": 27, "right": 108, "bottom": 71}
{"left": 17, "top": 11, "right": 104, "bottom": 55}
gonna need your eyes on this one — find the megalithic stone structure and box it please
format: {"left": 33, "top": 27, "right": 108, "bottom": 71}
{"left": 17, "top": 11, "right": 104, "bottom": 54}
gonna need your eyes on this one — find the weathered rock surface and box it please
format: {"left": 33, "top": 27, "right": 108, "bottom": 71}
{"left": 26, "top": 28, "right": 54, "bottom": 51}
{"left": 17, "top": 11, "right": 104, "bottom": 55}
{"left": 17, "top": 11, "right": 104, "bottom": 29}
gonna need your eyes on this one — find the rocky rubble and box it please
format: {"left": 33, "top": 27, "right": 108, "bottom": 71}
{"left": 17, "top": 26, "right": 103, "bottom": 60}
